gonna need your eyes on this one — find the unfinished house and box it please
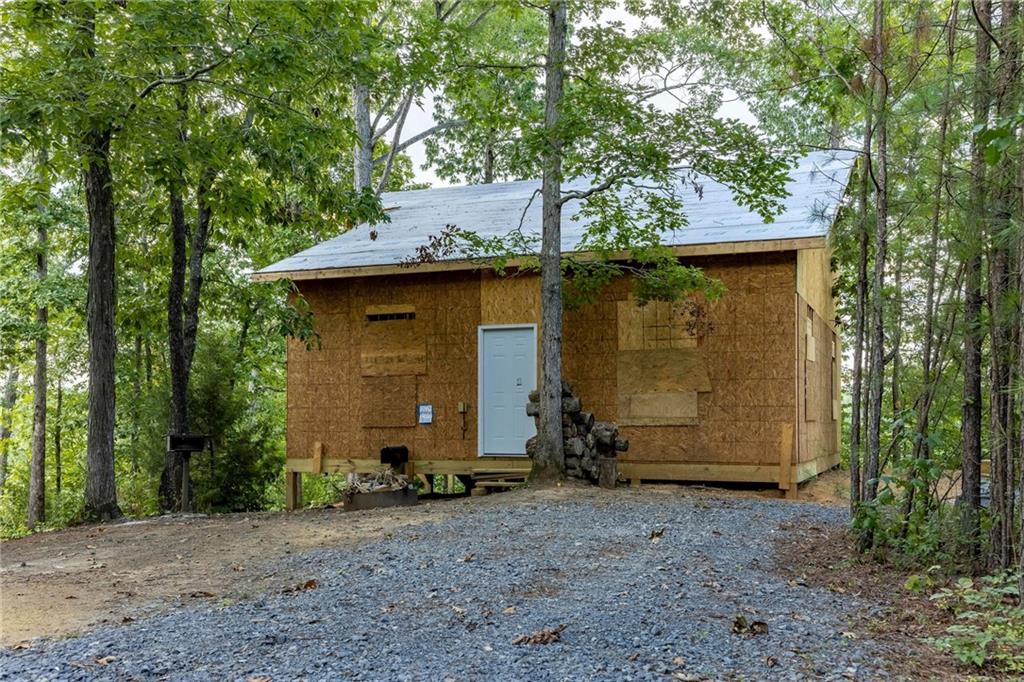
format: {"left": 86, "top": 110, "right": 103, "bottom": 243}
{"left": 254, "top": 152, "right": 854, "bottom": 506}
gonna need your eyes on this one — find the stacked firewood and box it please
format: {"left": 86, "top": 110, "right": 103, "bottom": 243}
{"left": 525, "top": 381, "right": 628, "bottom": 488}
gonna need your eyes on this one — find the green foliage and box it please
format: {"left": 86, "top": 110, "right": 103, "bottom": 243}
{"left": 931, "top": 573, "right": 1024, "bottom": 672}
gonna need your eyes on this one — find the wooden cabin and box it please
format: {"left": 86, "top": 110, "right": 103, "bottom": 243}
{"left": 254, "top": 152, "right": 854, "bottom": 506}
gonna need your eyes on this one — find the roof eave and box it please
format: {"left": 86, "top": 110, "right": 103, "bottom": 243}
{"left": 250, "top": 235, "right": 827, "bottom": 283}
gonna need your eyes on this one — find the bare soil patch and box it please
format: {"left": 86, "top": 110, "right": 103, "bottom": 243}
{"left": 0, "top": 498, "right": 462, "bottom": 645}
{"left": 776, "top": 522, "right": 969, "bottom": 680}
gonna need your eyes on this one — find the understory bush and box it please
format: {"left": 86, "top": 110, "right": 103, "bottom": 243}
{"left": 930, "top": 572, "right": 1024, "bottom": 672}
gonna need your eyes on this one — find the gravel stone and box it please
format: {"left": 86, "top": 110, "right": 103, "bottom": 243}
{"left": 1, "top": 492, "right": 897, "bottom": 681}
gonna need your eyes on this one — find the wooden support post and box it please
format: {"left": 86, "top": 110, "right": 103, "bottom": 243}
{"left": 312, "top": 441, "right": 323, "bottom": 475}
{"left": 778, "top": 422, "right": 797, "bottom": 499}
{"left": 285, "top": 471, "right": 302, "bottom": 510}
{"left": 180, "top": 454, "right": 192, "bottom": 513}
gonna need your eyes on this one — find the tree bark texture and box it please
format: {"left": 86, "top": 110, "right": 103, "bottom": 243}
{"left": 353, "top": 82, "right": 373, "bottom": 192}
{"left": 532, "top": 0, "right": 568, "bottom": 483}
{"left": 961, "top": 0, "right": 991, "bottom": 561}
{"left": 82, "top": 126, "right": 121, "bottom": 521}
{"left": 849, "top": 71, "right": 874, "bottom": 511}
{"left": 0, "top": 368, "right": 17, "bottom": 497}
{"left": 160, "top": 169, "right": 214, "bottom": 513}
{"left": 863, "top": 0, "right": 888, "bottom": 508}
{"left": 988, "top": 0, "right": 1020, "bottom": 571}
{"left": 904, "top": 1, "right": 957, "bottom": 523}
{"left": 28, "top": 192, "right": 48, "bottom": 529}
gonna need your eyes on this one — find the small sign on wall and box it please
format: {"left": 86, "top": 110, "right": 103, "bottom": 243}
{"left": 417, "top": 403, "right": 433, "bottom": 425}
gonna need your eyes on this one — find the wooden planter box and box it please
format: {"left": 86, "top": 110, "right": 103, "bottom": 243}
{"left": 342, "top": 487, "right": 418, "bottom": 512}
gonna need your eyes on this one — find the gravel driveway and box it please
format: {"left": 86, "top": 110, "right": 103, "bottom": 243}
{"left": 2, "top": 487, "right": 892, "bottom": 681}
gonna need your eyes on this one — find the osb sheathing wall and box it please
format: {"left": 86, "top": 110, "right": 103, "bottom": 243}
{"left": 287, "top": 271, "right": 482, "bottom": 463}
{"left": 286, "top": 252, "right": 806, "bottom": 470}
{"left": 794, "top": 245, "right": 841, "bottom": 473}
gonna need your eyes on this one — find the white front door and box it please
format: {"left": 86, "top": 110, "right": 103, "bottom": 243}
{"left": 478, "top": 325, "right": 537, "bottom": 456}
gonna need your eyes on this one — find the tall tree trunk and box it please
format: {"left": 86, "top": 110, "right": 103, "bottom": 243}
{"left": 28, "top": 179, "right": 48, "bottom": 530}
{"left": 160, "top": 170, "right": 214, "bottom": 512}
{"left": 80, "top": 6, "right": 121, "bottom": 522}
{"left": 54, "top": 376, "right": 62, "bottom": 496}
{"left": 988, "top": 0, "right": 1019, "bottom": 570}
{"left": 130, "top": 334, "right": 141, "bottom": 473}
{"left": 863, "top": 0, "right": 889, "bottom": 510}
{"left": 905, "top": 4, "right": 958, "bottom": 523}
{"left": 483, "top": 138, "right": 496, "bottom": 184}
{"left": 962, "top": 0, "right": 991, "bottom": 562}
{"left": 353, "top": 82, "right": 373, "bottom": 192}
{"left": 850, "top": 68, "right": 875, "bottom": 511}
{"left": 160, "top": 187, "right": 189, "bottom": 512}
{"left": 532, "top": 0, "right": 567, "bottom": 483}
{"left": 0, "top": 368, "right": 18, "bottom": 496}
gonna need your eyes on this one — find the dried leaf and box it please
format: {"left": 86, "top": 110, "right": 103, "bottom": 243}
{"left": 502, "top": 606, "right": 517, "bottom": 615}
{"left": 190, "top": 591, "right": 216, "bottom": 599}
{"left": 283, "top": 579, "right": 318, "bottom": 594}
{"left": 95, "top": 656, "right": 117, "bottom": 666}
{"left": 512, "top": 624, "right": 565, "bottom": 645}
{"left": 672, "top": 656, "right": 686, "bottom": 666}
{"left": 11, "top": 643, "right": 32, "bottom": 650}
{"left": 766, "top": 656, "right": 778, "bottom": 668}
{"left": 649, "top": 528, "right": 665, "bottom": 543}
{"left": 459, "top": 553, "right": 475, "bottom": 563}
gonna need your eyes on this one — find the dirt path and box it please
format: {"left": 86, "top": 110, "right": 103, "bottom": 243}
{"left": 0, "top": 499, "right": 465, "bottom": 645}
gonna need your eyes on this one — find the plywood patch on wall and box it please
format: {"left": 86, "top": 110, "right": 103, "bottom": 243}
{"left": 360, "top": 305, "right": 426, "bottom": 376}
{"left": 360, "top": 375, "right": 417, "bottom": 427}
{"left": 481, "top": 271, "right": 540, "bottom": 325}
{"left": 617, "top": 348, "right": 711, "bottom": 426}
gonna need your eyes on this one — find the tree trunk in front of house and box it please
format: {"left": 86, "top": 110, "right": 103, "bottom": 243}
{"left": 962, "top": 0, "right": 991, "bottom": 564}
{"left": 532, "top": 0, "right": 568, "bottom": 483}
{"left": 353, "top": 82, "right": 373, "bottom": 192}
{"left": 862, "top": 0, "right": 888, "bottom": 514}
{"left": 82, "top": 127, "right": 122, "bottom": 522}
{"left": 28, "top": 197, "right": 48, "bottom": 530}
{"left": 0, "top": 368, "right": 18, "bottom": 496}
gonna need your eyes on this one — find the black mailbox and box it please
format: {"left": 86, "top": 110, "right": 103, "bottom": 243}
{"left": 167, "top": 433, "right": 211, "bottom": 453}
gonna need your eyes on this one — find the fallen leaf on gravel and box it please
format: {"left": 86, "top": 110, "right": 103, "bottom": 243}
{"left": 512, "top": 624, "right": 565, "bottom": 645}
{"left": 672, "top": 656, "right": 686, "bottom": 666}
{"left": 282, "top": 579, "right": 318, "bottom": 594}
{"left": 502, "top": 606, "right": 517, "bottom": 615}
{"left": 649, "top": 528, "right": 665, "bottom": 543}
{"left": 452, "top": 606, "right": 467, "bottom": 616}
{"left": 459, "top": 553, "right": 475, "bottom": 563}
{"left": 247, "top": 677, "right": 270, "bottom": 682}
{"left": 65, "top": 595, "right": 77, "bottom": 600}
{"left": 732, "top": 614, "right": 768, "bottom": 636}
{"left": 11, "top": 643, "right": 32, "bottom": 650}
{"left": 189, "top": 591, "right": 216, "bottom": 599}
{"left": 95, "top": 656, "right": 117, "bottom": 666}
{"left": 671, "top": 673, "right": 702, "bottom": 681}
{"left": 765, "top": 656, "right": 778, "bottom": 667}
{"left": 627, "top": 653, "right": 639, "bottom": 662}
{"left": 121, "top": 616, "right": 135, "bottom": 623}
{"left": 841, "top": 631, "right": 858, "bottom": 639}
{"left": 792, "top": 612, "right": 810, "bottom": 621}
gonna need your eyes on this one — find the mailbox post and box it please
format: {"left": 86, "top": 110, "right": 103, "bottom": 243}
{"left": 166, "top": 434, "right": 212, "bottom": 513}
